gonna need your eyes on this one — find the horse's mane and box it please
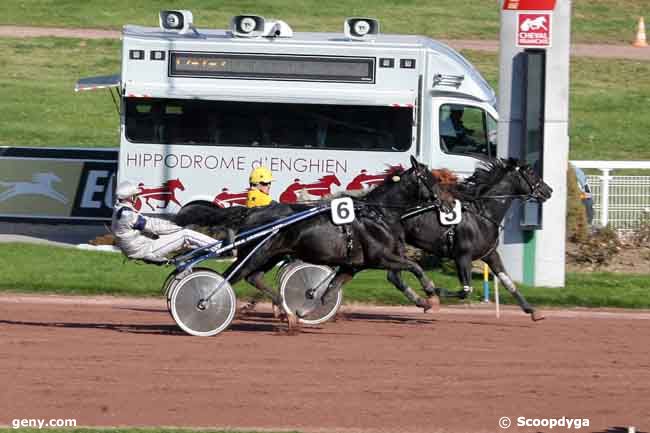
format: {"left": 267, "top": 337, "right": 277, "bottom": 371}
{"left": 431, "top": 168, "right": 460, "bottom": 203}
{"left": 458, "top": 158, "right": 519, "bottom": 198}
{"left": 431, "top": 168, "right": 459, "bottom": 186}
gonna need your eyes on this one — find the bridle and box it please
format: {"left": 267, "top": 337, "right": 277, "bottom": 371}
{"left": 480, "top": 166, "right": 545, "bottom": 201}
{"left": 413, "top": 165, "right": 443, "bottom": 206}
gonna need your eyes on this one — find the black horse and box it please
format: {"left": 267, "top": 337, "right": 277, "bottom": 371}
{"left": 397, "top": 158, "right": 553, "bottom": 321}
{"left": 178, "top": 156, "right": 445, "bottom": 327}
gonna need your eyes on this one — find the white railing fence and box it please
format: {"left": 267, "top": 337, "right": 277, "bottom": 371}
{"left": 571, "top": 161, "right": 650, "bottom": 231}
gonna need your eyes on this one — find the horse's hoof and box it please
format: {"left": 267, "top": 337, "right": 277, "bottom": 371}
{"left": 531, "top": 311, "right": 545, "bottom": 321}
{"left": 428, "top": 295, "right": 440, "bottom": 311}
{"left": 416, "top": 298, "right": 432, "bottom": 312}
{"left": 286, "top": 314, "right": 300, "bottom": 335}
{"left": 271, "top": 303, "right": 282, "bottom": 319}
{"left": 236, "top": 305, "right": 254, "bottom": 319}
{"left": 418, "top": 296, "right": 439, "bottom": 312}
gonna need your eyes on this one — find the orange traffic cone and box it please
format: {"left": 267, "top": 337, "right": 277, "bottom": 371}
{"left": 632, "top": 16, "right": 648, "bottom": 48}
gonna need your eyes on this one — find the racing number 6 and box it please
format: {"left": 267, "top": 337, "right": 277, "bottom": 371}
{"left": 331, "top": 197, "right": 355, "bottom": 225}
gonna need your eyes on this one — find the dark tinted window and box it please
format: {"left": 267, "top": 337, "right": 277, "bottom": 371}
{"left": 125, "top": 98, "right": 412, "bottom": 152}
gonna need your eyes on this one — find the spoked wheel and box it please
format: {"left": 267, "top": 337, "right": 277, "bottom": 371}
{"left": 280, "top": 261, "right": 341, "bottom": 325}
{"left": 169, "top": 270, "right": 237, "bottom": 337}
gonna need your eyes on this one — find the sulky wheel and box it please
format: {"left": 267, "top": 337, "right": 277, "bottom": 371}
{"left": 169, "top": 269, "right": 236, "bottom": 337}
{"left": 162, "top": 270, "right": 181, "bottom": 314}
{"left": 164, "top": 267, "right": 212, "bottom": 314}
{"left": 280, "top": 261, "right": 341, "bottom": 325}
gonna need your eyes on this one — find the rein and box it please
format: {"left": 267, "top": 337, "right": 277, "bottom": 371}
{"left": 475, "top": 193, "right": 536, "bottom": 200}
{"left": 294, "top": 167, "right": 443, "bottom": 215}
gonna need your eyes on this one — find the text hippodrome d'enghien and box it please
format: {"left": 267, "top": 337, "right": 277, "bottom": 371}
{"left": 126, "top": 152, "right": 349, "bottom": 174}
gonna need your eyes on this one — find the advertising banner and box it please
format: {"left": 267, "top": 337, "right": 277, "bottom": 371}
{"left": 0, "top": 147, "right": 118, "bottom": 221}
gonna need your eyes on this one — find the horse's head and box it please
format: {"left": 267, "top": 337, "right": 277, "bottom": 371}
{"left": 33, "top": 172, "right": 61, "bottom": 184}
{"left": 168, "top": 178, "right": 185, "bottom": 191}
{"left": 509, "top": 160, "right": 553, "bottom": 202}
{"left": 404, "top": 156, "right": 444, "bottom": 205}
{"left": 320, "top": 175, "right": 341, "bottom": 186}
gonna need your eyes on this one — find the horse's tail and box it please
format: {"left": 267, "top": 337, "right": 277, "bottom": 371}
{"left": 175, "top": 202, "right": 250, "bottom": 231}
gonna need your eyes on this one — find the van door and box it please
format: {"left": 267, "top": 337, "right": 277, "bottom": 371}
{"left": 430, "top": 98, "right": 498, "bottom": 177}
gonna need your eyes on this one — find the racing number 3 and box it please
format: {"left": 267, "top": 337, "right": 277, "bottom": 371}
{"left": 331, "top": 197, "right": 355, "bottom": 225}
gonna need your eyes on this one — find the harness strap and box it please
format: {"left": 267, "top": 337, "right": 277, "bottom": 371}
{"left": 462, "top": 204, "right": 502, "bottom": 261}
{"left": 339, "top": 224, "right": 354, "bottom": 264}
{"left": 444, "top": 226, "right": 456, "bottom": 254}
{"left": 401, "top": 203, "right": 439, "bottom": 220}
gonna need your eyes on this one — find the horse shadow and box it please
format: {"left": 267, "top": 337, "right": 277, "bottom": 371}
{"left": 0, "top": 312, "right": 284, "bottom": 336}
{"left": 337, "top": 311, "right": 436, "bottom": 325}
{"left": 0, "top": 319, "right": 184, "bottom": 336}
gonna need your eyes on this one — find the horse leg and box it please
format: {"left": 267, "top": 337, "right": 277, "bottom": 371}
{"left": 454, "top": 254, "right": 475, "bottom": 299}
{"left": 379, "top": 252, "right": 439, "bottom": 312}
{"left": 246, "top": 270, "right": 299, "bottom": 332}
{"left": 386, "top": 271, "right": 437, "bottom": 311}
{"left": 483, "top": 251, "right": 544, "bottom": 321}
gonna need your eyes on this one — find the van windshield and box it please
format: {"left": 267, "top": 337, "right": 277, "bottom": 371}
{"left": 125, "top": 98, "right": 413, "bottom": 152}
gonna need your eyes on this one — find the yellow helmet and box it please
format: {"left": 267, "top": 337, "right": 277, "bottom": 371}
{"left": 249, "top": 166, "right": 274, "bottom": 184}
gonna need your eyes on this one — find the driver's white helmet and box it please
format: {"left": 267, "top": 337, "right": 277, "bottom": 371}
{"left": 115, "top": 180, "right": 140, "bottom": 200}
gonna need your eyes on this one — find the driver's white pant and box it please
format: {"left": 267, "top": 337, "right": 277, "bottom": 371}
{"left": 142, "top": 229, "right": 218, "bottom": 261}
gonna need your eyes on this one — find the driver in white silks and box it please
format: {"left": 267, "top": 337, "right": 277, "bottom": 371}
{"left": 111, "top": 180, "right": 219, "bottom": 263}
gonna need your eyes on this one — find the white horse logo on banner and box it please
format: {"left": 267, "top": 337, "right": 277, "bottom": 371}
{"left": 0, "top": 172, "right": 68, "bottom": 204}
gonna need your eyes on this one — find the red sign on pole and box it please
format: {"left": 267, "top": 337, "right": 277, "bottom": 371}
{"left": 503, "top": 0, "right": 556, "bottom": 10}
{"left": 517, "top": 13, "right": 551, "bottom": 47}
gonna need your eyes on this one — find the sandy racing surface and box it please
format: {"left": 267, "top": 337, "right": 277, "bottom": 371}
{"left": 1, "top": 294, "right": 649, "bottom": 433}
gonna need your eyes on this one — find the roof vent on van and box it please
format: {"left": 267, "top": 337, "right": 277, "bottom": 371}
{"left": 344, "top": 17, "right": 380, "bottom": 41}
{"left": 231, "top": 15, "right": 294, "bottom": 38}
{"left": 433, "top": 73, "right": 465, "bottom": 88}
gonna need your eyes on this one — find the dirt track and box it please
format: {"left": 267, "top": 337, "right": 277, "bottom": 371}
{"left": 1, "top": 294, "right": 649, "bottom": 433}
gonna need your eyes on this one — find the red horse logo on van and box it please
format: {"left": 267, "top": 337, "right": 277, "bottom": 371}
{"left": 346, "top": 165, "right": 404, "bottom": 191}
{"left": 279, "top": 174, "right": 341, "bottom": 203}
{"left": 213, "top": 187, "right": 249, "bottom": 208}
{"left": 134, "top": 178, "right": 185, "bottom": 211}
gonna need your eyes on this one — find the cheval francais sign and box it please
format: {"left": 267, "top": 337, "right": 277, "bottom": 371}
{"left": 517, "top": 13, "right": 552, "bottom": 47}
{"left": 503, "top": 0, "right": 554, "bottom": 48}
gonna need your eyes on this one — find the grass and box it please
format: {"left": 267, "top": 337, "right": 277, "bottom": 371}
{"left": 2, "top": 243, "right": 649, "bottom": 309}
{"left": 0, "top": 38, "right": 120, "bottom": 148}
{"left": 0, "top": 0, "right": 645, "bottom": 44}
{"left": 2, "top": 37, "right": 649, "bottom": 161}
{"left": 464, "top": 51, "right": 650, "bottom": 161}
